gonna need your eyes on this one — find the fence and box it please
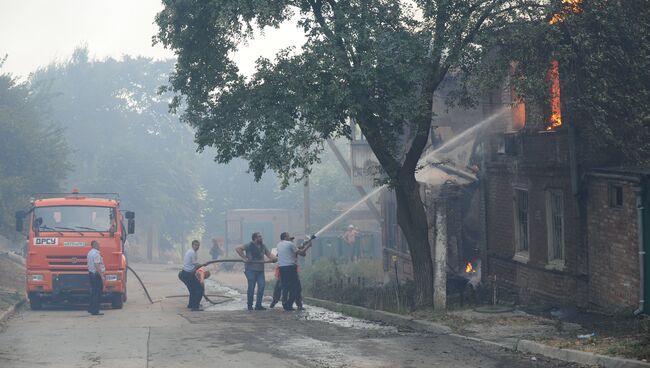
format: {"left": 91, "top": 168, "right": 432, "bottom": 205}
{"left": 301, "top": 258, "right": 415, "bottom": 314}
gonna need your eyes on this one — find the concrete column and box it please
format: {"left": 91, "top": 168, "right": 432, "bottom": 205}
{"left": 434, "top": 199, "right": 447, "bottom": 310}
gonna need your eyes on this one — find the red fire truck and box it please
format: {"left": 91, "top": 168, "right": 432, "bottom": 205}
{"left": 15, "top": 190, "right": 134, "bottom": 310}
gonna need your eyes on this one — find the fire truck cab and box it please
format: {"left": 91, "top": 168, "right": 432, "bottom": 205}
{"left": 15, "top": 190, "right": 134, "bottom": 310}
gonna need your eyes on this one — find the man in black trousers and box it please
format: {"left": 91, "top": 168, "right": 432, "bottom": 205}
{"left": 179, "top": 240, "right": 205, "bottom": 311}
{"left": 276, "top": 233, "right": 312, "bottom": 311}
{"left": 87, "top": 240, "right": 105, "bottom": 315}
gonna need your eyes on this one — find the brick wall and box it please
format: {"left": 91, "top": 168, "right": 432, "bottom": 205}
{"left": 587, "top": 178, "right": 641, "bottom": 311}
{"left": 484, "top": 130, "right": 589, "bottom": 306}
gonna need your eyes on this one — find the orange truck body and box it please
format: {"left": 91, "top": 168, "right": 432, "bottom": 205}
{"left": 18, "top": 193, "right": 134, "bottom": 310}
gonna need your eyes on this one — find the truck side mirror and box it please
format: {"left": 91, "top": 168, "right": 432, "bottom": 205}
{"left": 15, "top": 211, "right": 25, "bottom": 232}
{"left": 125, "top": 211, "right": 135, "bottom": 234}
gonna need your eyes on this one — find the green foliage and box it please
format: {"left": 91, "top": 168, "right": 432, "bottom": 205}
{"left": 0, "top": 70, "right": 70, "bottom": 239}
{"left": 155, "top": 0, "right": 546, "bottom": 184}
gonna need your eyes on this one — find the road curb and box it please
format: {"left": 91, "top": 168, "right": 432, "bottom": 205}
{"left": 448, "top": 333, "right": 516, "bottom": 350}
{"left": 0, "top": 298, "right": 26, "bottom": 324}
{"left": 304, "top": 297, "right": 452, "bottom": 334}
{"left": 516, "top": 340, "right": 650, "bottom": 368}
{"left": 305, "top": 297, "right": 650, "bottom": 368}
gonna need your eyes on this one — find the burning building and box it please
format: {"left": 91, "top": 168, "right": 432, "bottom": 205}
{"left": 481, "top": 57, "right": 649, "bottom": 313}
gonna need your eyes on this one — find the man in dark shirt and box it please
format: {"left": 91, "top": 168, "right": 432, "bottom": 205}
{"left": 236, "top": 232, "right": 277, "bottom": 310}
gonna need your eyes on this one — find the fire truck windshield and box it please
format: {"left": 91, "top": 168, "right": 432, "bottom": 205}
{"left": 33, "top": 206, "right": 115, "bottom": 233}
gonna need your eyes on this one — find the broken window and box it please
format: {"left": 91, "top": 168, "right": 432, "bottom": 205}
{"left": 546, "top": 190, "right": 564, "bottom": 262}
{"left": 608, "top": 184, "right": 623, "bottom": 207}
{"left": 514, "top": 189, "right": 529, "bottom": 253}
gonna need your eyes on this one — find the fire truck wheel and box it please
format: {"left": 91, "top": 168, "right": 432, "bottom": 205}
{"left": 29, "top": 294, "right": 42, "bottom": 311}
{"left": 111, "top": 293, "right": 124, "bottom": 309}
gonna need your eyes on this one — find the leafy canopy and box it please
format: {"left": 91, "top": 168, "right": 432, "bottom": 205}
{"left": 155, "top": 0, "right": 547, "bottom": 187}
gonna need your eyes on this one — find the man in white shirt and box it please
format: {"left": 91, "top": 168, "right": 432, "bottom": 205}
{"left": 276, "top": 232, "right": 311, "bottom": 311}
{"left": 179, "top": 240, "right": 205, "bottom": 311}
{"left": 87, "top": 240, "right": 105, "bottom": 315}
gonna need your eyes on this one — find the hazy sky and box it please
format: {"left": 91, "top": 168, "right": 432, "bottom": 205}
{"left": 0, "top": 0, "right": 304, "bottom": 78}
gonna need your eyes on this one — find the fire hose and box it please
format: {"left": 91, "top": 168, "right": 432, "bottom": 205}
{"left": 126, "top": 260, "right": 274, "bottom": 305}
{"left": 126, "top": 235, "right": 316, "bottom": 306}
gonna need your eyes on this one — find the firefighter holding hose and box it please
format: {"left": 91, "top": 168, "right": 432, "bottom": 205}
{"left": 179, "top": 240, "right": 206, "bottom": 311}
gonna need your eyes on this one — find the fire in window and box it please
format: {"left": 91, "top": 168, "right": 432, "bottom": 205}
{"left": 546, "top": 60, "right": 562, "bottom": 131}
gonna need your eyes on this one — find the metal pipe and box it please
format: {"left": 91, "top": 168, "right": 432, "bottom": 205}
{"left": 634, "top": 188, "right": 646, "bottom": 315}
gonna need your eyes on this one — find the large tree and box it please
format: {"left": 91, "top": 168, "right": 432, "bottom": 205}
{"left": 155, "top": 0, "right": 546, "bottom": 306}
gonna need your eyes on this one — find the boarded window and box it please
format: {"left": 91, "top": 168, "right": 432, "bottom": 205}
{"left": 514, "top": 189, "right": 529, "bottom": 252}
{"left": 546, "top": 190, "right": 564, "bottom": 262}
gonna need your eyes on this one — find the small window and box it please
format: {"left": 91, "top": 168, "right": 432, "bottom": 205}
{"left": 514, "top": 189, "right": 529, "bottom": 253}
{"left": 546, "top": 190, "right": 564, "bottom": 262}
{"left": 497, "top": 136, "right": 506, "bottom": 154}
{"left": 608, "top": 184, "right": 623, "bottom": 207}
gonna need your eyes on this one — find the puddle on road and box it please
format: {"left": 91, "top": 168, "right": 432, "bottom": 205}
{"left": 202, "top": 280, "right": 244, "bottom": 311}
{"left": 202, "top": 280, "right": 396, "bottom": 333}
{"left": 297, "top": 306, "right": 396, "bottom": 333}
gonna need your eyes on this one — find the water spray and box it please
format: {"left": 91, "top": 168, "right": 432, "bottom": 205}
{"left": 308, "top": 107, "right": 509, "bottom": 238}
{"left": 314, "top": 186, "right": 385, "bottom": 237}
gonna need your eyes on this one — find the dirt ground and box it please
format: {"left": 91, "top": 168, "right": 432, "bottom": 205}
{"left": 526, "top": 307, "right": 650, "bottom": 362}
{"left": 414, "top": 303, "right": 650, "bottom": 363}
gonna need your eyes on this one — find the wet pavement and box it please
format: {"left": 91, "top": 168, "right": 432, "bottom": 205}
{"left": 0, "top": 264, "right": 590, "bottom": 367}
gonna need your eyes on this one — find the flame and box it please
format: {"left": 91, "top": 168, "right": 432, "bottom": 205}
{"left": 510, "top": 62, "right": 526, "bottom": 130}
{"left": 546, "top": 60, "right": 562, "bottom": 131}
{"left": 549, "top": 0, "right": 582, "bottom": 25}
{"left": 465, "top": 262, "right": 476, "bottom": 273}
{"left": 547, "top": 0, "right": 582, "bottom": 130}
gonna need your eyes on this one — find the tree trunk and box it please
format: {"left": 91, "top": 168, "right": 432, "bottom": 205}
{"left": 394, "top": 176, "right": 434, "bottom": 308}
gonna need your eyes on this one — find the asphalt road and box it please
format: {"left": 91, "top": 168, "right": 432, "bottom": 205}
{"left": 0, "top": 264, "right": 588, "bottom": 368}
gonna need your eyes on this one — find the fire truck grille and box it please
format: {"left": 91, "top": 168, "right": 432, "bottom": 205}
{"left": 47, "top": 255, "right": 88, "bottom": 267}
{"left": 53, "top": 274, "right": 90, "bottom": 293}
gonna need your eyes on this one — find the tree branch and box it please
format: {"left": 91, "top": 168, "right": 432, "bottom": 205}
{"left": 443, "top": 0, "right": 507, "bottom": 71}
{"left": 306, "top": 0, "right": 355, "bottom": 68}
